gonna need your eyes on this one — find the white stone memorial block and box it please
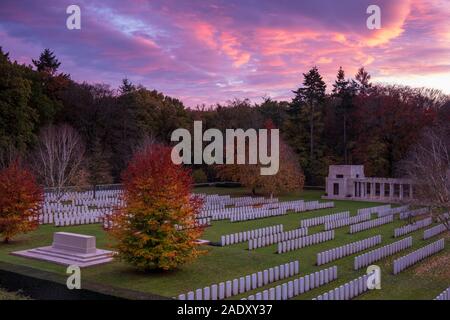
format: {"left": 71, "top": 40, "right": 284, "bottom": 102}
{"left": 269, "top": 268, "right": 274, "bottom": 282}
{"left": 285, "top": 263, "right": 290, "bottom": 277}
{"left": 12, "top": 232, "right": 115, "bottom": 268}
{"left": 275, "top": 285, "right": 282, "bottom": 300}
{"left": 257, "top": 271, "right": 263, "bottom": 287}
{"left": 232, "top": 279, "right": 239, "bottom": 295}
{"left": 282, "top": 283, "right": 288, "bottom": 300}
{"left": 293, "top": 279, "right": 299, "bottom": 295}
{"left": 196, "top": 288, "right": 203, "bottom": 300}
{"left": 319, "top": 270, "right": 324, "bottom": 285}
{"left": 269, "top": 288, "right": 275, "bottom": 300}
{"left": 245, "top": 275, "right": 251, "bottom": 291}
{"left": 211, "top": 284, "right": 218, "bottom": 300}
{"left": 274, "top": 266, "right": 280, "bottom": 281}
{"left": 239, "top": 277, "right": 245, "bottom": 294}
{"left": 309, "top": 274, "right": 315, "bottom": 289}
{"left": 315, "top": 271, "right": 320, "bottom": 287}
{"left": 204, "top": 287, "right": 210, "bottom": 300}
{"left": 263, "top": 270, "right": 269, "bottom": 285}
{"left": 219, "top": 282, "right": 225, "bottom": 299}
{"left": 226, "top": 280, "right": 232, "bottom": 297}
{"left": 187, "top": 291, "right": 195, "bottom": 300}
{"left": 252, "top": 273, "right": 258, "bottom": 290}
{"left": 288, "top": 281, "right": 294, "bottom": 298}
{"left": 299, "top": 277, "right": 305, "bottom": 293}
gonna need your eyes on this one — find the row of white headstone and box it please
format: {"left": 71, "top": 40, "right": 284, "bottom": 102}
{"left": 299, "top": 211, "right": 350, "bottom": 228}
{"left": 434, "top": 287, "right": 450, "bottom": 300}
{"left": 54, "top": 215, "right": 101, "bottom": 226}
{"left": 357, "top": 205, "right": 391, "bottom": 215}
{"left": 175, "top": 218, "right": 211, "bottom": 231}
{"left": 350, "top": 215, "right": 394, "bottom": 234}
{"left": 44, "top": 189, "right": 122, "bottom": 202}
{"left": 317, "top": 235, "right": 382, "bottom": 266}
{"left": 324, "top": 212, "right": 371, "bottom": 230}
{"left": 313, "top": 272, "right": 372, "bottom": 300}
{"left": 394, "top": 217, "right": 432, "bottom": 238}
{"left": 354, "top": 236, "right": 413, "bottom": 270}
{"left": 248, "top": 228, "right": 309, "bottom": 250}
{"left": 399, "top": 207, "right": 429, "bottom": 220}
{"left": 220, "top": 224, "right": 284, "bottom": 246}
{"left": 230, "top": 200, "right": 333, "bottom": 222}
{"left": 423, "top": 224, "right": 447, "bottom": 240}
{"left": 177, "top": 260, "right": 300, "bottom": 300}
{"left": 277, "top": 231, "right": 335, "bottom": 254}
{"left": 303, "top": 201, "right": 335, "bottom": 211}
{"left": 231, "top": 196, "right": 279, "bottom": 207}
{"left": 39, "top": 207, "right": 108, "bottom": 224}
{"left": 243, "top": 266, "right": 338, "bottom": 301}
{"left": 204, "top": 200, "right": 333, "bottom": 222}
{"left": 207, "top": 202, "right": 286, "bottom": 220}
{"left": 376, "top": 205, "right": 409, "bottom": 218}
{"left": 230, "top": 208, "right": 288, "bottom": 222}
{"left": 198, "top": 195, "right": 279, "bottom": 218}
{"left": 393, "top": 238, "right": 445, "bottom": 274}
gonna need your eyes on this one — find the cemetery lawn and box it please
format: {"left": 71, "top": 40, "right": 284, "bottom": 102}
{"left": 0, "top": 187, "right": 449, "bottom": 300}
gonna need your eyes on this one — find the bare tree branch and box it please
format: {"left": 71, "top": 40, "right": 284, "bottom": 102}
{"left": 32, "top": 124, "right": 85, "bottom": 199}
{"left": 400, "top": 123, "right": 450, "bottom": 230}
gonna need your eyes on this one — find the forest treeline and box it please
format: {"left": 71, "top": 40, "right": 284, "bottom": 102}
{"left": 1, "top": 47, "right": 449, "bottom": 186}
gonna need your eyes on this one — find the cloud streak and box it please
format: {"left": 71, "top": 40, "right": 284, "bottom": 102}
{"left": 0, "top": 0, "right": 449, "bottom": 106}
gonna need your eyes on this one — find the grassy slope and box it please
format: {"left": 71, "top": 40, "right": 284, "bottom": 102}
{"left": 0, "top": 187, "right": 448, "bottom": 300}
{"left": 0, "top": 288, "right": 29, "bottom": 300}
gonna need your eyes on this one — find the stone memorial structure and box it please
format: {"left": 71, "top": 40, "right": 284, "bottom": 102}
{"left": 324, "top": 165, "right": 415, "bottom": 203}
{"left": 12, "top": 232, "right": 115, "bottom": 267}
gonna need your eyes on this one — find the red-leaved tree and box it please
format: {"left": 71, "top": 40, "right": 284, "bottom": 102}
{"left": 0, "top": 160, "right": 43, "bottom": 243}
{"left": 108, "top": 144, "right": 205, "bottom": 271}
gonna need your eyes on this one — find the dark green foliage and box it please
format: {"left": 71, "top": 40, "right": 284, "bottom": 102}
{"left": 1, "top": 46, "right": 448, "bottom": 186}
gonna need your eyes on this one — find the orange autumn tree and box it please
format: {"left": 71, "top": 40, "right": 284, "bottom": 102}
{"left": 217, "top": 120, "right": 305, "bottom": 197}
{"left": 108, "top": 144, "right": 205, "bottom": 271}
{"left": 0, "top": 160, "right": 43, "bottom": 243}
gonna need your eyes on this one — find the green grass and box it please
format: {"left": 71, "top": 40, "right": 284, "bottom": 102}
{"left": 0, "top": 187, "right": 448, "bottom": 300}
{"left": 0, "top": 288, "right": 29, "bottom": 300}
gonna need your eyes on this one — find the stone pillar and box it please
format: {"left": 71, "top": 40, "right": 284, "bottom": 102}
{"left": 380, "top": 183, "right": 385, "bottom": 200}
{"left": 389, "top": 183, "right": 394, "bottom": 200}
{"left": 409, "top": 184, "right": 413, "bottom": 199}
{"left": 399, "top": 184, "right": 403, "bottom": 200}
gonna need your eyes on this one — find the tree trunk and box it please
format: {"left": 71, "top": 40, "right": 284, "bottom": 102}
{"left": 310, "top": 103, "right": 314, "bottom": 161}
{"left": 344, "top": 111, "right": 347, "bottom": 164}
{"left": 3, "top": 237, "right": 9, "bottom": 244}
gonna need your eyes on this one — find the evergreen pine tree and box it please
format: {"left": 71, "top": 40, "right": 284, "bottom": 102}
{"left": 32, "top": 49, "right": 61, "bottom": 75}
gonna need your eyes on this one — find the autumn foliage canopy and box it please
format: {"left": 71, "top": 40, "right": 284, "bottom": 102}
{"left": 0, "top": 160, "right": 43, "bottom": 243}
{"left": 217, "top": 120, "right": 305, "bottom": 196}
{"left": 108, "top": 144, "right": 205, "bottom": 271}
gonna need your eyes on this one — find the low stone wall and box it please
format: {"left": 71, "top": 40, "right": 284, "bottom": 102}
{"left": 0, "top": 262, "right": 169, "bottom": 300}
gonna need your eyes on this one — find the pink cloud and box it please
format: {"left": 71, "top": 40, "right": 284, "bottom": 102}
{"left": 0, "top": 0, "right": 449, "bottom": 107}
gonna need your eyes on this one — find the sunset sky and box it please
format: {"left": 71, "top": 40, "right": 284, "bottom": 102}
{"left": 1, "top": 0, "right": 449, "bottom": 106}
